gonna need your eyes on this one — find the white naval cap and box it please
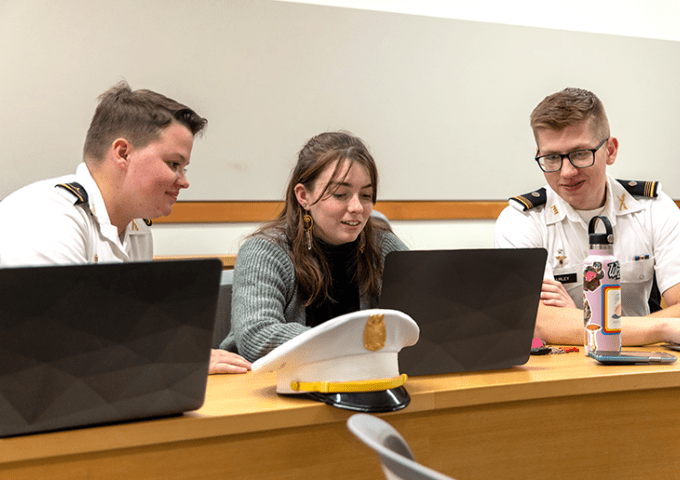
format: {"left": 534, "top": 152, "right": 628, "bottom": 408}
{"left": 252, "top": 309, "right": 419, "bottom": 412}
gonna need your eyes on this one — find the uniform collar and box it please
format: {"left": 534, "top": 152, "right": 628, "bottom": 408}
{"left": 543, "top": 186, "right": 572, "bottom": 226}
{"left": 544, "top": 174, "right": 644, "bottom": 227}
{"left": 75, "top": 163, "right": 112, "bottom": 231}
{"left": 74, "top": 163, "right": 143, "bottom": 252}
{"left": 605, "top": 174, "right": 644, "bottom": 223}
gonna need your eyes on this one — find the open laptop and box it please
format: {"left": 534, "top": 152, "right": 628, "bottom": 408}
{"left": 379, "top": 248, "right": 547, "bottom": 376}
{"left": 0, "top": 258, "right": 222, "bottom": 438}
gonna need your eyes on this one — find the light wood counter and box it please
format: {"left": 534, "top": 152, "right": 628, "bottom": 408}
{"left": 153, "top": 254, "right": 237, "bottom": 269}
{"left": 3, "top": 348, "right": 680, "bottom": 479}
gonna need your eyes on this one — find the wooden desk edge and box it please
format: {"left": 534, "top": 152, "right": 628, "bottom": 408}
{"left": 4, "top": 354, "right": 680, "bottom": 464}
{"left": 153, "top": 254, "right": 236, "bottom": 269}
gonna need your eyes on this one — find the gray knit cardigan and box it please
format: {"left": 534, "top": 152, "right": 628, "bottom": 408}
{"left": 219, "top": 229, "right": 407, "bottom": 361}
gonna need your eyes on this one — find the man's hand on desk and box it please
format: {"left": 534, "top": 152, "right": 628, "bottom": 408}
{"left": 209, "top": 349, "right": 252, "bottom": 374}
{"left": 654, "top": 317, "right": 680, "bottom": 345}
{"left": 536, "top": 301, "right": 680, "bottom": 347}
{"left": 540, "top": 279, "right": 576, "bottom": 308}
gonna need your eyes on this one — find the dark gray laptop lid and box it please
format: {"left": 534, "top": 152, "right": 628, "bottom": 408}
{"left": 379, "top": 248, "right": 547, "bottom": 376}
{"left": 0, "top": 259, "right": 222, "bottom": 438}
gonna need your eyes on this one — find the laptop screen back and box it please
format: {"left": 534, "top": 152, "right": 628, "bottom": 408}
{"left": 0, "top": 259, "right": 222, "bottom": 437}
{"left": 379, "top": 249, "right": 547, "bottom": 376}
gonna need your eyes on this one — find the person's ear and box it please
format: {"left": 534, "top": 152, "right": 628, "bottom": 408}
{"left": 605, "top": 137, "right": 619, "bottom": 166}
{"left": 112, "top": 138, "right": 132, "bottom": 170}
{"left": 294, "top": 183, "right": 310, "bottom": 210}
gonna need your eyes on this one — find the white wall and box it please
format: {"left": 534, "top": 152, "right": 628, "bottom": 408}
{"left": 3, "top": 0, "right": 679, "bottom": 200}
{"left": 275, "top": 0, "right": 680, "bottom": 42}
{"left": 153, "top": 0, "right": 680, "bottom": 256}
{"left": 2, "top": 0, "right": 678, "bottom": 256}
{"left": 152, "top": 219, "right": 498, "bottom": 255}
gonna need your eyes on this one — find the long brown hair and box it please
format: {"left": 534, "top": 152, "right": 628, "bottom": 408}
{"left": 253, "top": 131, "right": 392, "bottom": 306}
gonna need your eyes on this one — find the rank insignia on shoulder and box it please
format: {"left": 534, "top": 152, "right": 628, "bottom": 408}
{"left": 616, "top": 179, "right": 658, "bottom": 198}
{"left": 55, "top": 182, "right": 88, "bottom": 205}
{"left": 509, "top": 187, "right": 546, "bottom": 211}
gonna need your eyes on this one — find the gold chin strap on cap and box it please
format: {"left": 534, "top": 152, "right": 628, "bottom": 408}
{"left": 290, "top": 374, "right": 407, "bottom": 394}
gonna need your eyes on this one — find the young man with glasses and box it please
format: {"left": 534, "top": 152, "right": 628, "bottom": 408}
{"left": 495, "top": 87, "right": 680, "bottom": 345}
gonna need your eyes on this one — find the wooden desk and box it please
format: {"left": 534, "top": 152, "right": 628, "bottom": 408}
{"left": 153, "top": 254, "right": 237, "bottom": 269}
{"left": 3, "top": 349, "right": 680, "bottom": 480}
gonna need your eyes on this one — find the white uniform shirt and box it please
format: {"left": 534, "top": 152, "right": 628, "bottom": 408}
{"left": 0, "top": 163, "right": 152, "bottom": 267}
{"left": 495, "top": 175, "right": 680, "bottom": 317}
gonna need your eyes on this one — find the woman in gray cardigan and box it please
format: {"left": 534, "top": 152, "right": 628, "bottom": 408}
{"left": 211, "top": 131, "right": 407, "bottom": 370}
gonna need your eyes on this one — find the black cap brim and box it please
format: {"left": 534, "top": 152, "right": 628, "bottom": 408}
{"left": 300, "top": 386, "right": 410, "bottom": 413}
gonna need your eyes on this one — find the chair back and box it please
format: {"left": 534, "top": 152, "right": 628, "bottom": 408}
{"left": 212, "top": 269, "right": 233, "bottom": 348}
{"left": 347, "top": 414, "right": 456, "bottom": 480}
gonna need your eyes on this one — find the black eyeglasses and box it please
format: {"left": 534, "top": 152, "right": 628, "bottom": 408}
{"left": 535, "top": 138, "right": 609, "bottom": 173}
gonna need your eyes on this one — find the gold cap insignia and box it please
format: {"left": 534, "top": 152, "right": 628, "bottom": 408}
{"left": 363, "top": 313, "right": 386, "bottom": 351}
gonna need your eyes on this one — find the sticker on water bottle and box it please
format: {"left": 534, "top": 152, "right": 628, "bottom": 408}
{"left": 606, "top": 260, "right": 620, "bottom": 281}
{"left": 602, "top": 285, "right": 621, "bottom": 334}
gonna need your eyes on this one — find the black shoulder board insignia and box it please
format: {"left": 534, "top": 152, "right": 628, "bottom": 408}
{"left": 143, "top": 219, "right": 152, "bottom": 226}
{"left": 509, "top": 187, "right": 547, "bottom": 211}
{"left": 616, "top": 179, "right": 658, "bottom": 198}
{"left": 56, "top": 182, "right": 88, "bottom": 205}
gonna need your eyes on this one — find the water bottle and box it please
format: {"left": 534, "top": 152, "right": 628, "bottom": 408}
{"left": 583, "top": 215, "right": 621, "bottom": 356}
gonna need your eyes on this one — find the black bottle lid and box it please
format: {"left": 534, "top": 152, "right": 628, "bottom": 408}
{"left": 588, "top": 215, "right": 614, "bottom": 245}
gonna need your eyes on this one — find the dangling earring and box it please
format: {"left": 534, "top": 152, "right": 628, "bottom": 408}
{"left": 303, "top": 213, "right": 314, "bottom": 250}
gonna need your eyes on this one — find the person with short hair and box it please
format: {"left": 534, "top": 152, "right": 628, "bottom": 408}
{"left": 495, "top": 87, "right": 680, "bottom": 345}
{"left": 209, "top": 131, "right": 407, "bottom": 373}
{"left": 1, "top": 81, "right": 252, "bottom": 373}
{"left": 0, "top": 80, "right": 206, "bottom": 266}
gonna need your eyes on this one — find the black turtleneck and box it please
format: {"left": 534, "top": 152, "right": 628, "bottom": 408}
{"left": 305, "top": 238, "right": 361, "bottom": 328}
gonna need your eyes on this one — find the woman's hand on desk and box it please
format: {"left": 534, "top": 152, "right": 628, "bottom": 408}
{"left": 540, "top": 279, "right": 577, "bottom": 309}
{"left": 209, "top": 349, "right": 252, "bottom": 374}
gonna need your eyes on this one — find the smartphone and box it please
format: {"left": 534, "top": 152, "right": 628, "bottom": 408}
{"left": 588, "top": 350, "right": 677, "bottom": 365}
